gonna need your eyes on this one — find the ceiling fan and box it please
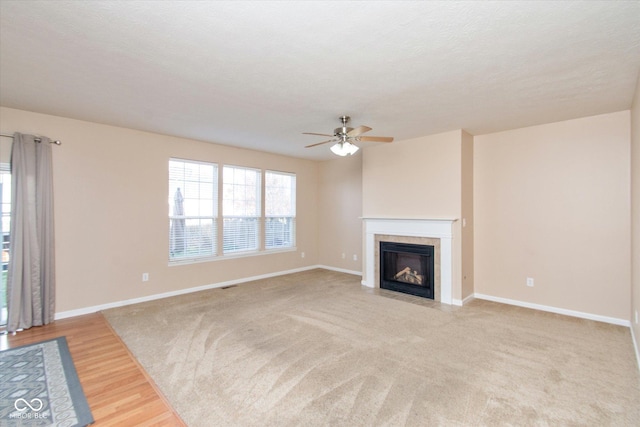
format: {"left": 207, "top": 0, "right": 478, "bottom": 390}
{"left": 303, "top": 116, "right": 394, "bottom": 156}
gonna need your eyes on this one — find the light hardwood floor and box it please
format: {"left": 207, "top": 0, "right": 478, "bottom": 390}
{"left": 1, "top": 313, "right": 185, "bottom": 426}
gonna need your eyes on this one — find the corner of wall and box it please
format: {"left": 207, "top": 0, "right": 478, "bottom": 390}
{"left": 630, "top": 70, "right": 640, "bottom": 369}
{"left": 317, "top": 153, "right": 363, "bottom": 272}
{"left": 461, "top": 131, "right": 474, "bottom": 299}
{"left": 474, "top": 111, "right": 630, "bottom": 320}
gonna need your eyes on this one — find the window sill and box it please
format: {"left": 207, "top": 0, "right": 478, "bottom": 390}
{"left": 168, "top": 247, "right": 298, "bottom": 267}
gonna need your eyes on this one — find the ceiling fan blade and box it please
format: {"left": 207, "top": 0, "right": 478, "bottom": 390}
{"left": 358, "top": 136, "right": 394, "bottom": 143}
{"left": 303, "top": 132, "right": 334, "bottom": 137}
{"left": 305, "top": 139, "right": 335, "bottom": 148}
{"left": 347, "top": 126, "right": 372, "bottom": 137}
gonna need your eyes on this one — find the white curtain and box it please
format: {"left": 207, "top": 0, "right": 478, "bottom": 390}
{"left": 6, "top": 132, "right": 55, "bottom": 332}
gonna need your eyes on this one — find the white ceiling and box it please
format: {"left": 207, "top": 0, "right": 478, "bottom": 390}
{"left": 1, "top": 1, "right": 639, "bottom": 160}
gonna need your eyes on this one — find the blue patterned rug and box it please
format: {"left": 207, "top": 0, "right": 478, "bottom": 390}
{"left": 0, "top": 336, "right": 93, "bottom": 426}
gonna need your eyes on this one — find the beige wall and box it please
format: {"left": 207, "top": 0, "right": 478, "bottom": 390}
{"left": 317, "top": 153, "right": 363, "bottom": 272}
{"left": 474, "top": 111, "right": 631, "bottom": 320}
{"left": 461, "top": 130, "right": 474, "bottom": 300}
{"left": 0, "top": 138, "right": 10, "bottom": 164}
{"left": 0, "top": 107, "right": 319, "bottom": 313}
{"left": 631, "top": 72, "right": 640, "bottom": 352}
{"left": 362, "top": 130, "right": 466, "bottom": 300}
{"left": 363, "top": 130, "right": 462, "bottom": 218}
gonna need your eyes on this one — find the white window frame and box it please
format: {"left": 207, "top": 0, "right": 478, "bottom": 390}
{"left": 168, "top": 160, "right": 298, "bottom": 265}
{"left": 168, "top": 158, "right": 218, "bottom": 263}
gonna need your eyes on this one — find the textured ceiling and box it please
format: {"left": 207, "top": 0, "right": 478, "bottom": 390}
{"left": 1, "top": 1, "right": 639, "bottom": 160}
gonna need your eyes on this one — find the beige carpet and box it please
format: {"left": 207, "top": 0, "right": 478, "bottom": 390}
{"left": 103, "top": 269, "right": 640, "bottom": 426}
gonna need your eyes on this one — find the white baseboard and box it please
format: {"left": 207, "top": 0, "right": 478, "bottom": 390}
{"left": 451, "top": 294, "right": 473, "bottom": 307}
{"left": 460, "top": 293, "right": 475, "bottom": 306}
{"left": 631, "top": 326, "right": 640, "bottom": 372}
{"left": 317, "top": 265, "right": 362, "bottom": 276}
{"left": 474, "top": 293, "right": 630, "bottom": 327}
{"left": 54, "top": 265, "right": 322, "bottom": 320}
{"left": 451, "top": 293, "right": 475, "bottom": 306}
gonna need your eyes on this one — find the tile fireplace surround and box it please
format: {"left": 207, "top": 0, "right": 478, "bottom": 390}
{"left": 362, "top": 218, "right": 458, "bottom": 306}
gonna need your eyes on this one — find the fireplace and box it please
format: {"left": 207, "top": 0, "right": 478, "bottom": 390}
{"left": 380, "top": 241, "right": 434, "bottom": 299}
{"left": 363, "top": 218, "right": 455, "bottom": 305}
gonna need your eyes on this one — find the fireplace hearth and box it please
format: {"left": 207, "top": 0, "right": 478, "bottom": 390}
{"left": 380, "top": 241, "right": 434, "bottom": 299}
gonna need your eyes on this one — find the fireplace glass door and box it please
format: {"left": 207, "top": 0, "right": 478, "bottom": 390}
{"left": 380, "top": 242, "right": 434, "bottom": 299}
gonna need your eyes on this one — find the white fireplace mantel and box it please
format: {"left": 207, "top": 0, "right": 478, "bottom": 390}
{"left": 362, "top": 217, "right": 458, "bottom": 305}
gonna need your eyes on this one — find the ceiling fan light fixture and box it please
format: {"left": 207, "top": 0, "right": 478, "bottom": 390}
{"left": 330, "top": 141, "right": 359, "bottom": 156}
{"left": 304, "top": 115, "right": 391, "bottom": 155}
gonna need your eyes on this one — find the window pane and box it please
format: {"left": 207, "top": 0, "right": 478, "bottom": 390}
{"left": 199, "top": 200, "right": 214, "bottom": 217}
{"left": 222, "top": 166, "right": 260, "bottom": 217}
{"left": 199, "top": 182, "right": 214, "bottom": 200}
{"left": 169, "top": 160, "right": 184, "bottom": 181}
{"left": 223, "top": 217, "right": 259, "bottom": 253}
{"left": 183, "top": 181, "right": 200, "bottom": 199}
{"left": 169, "top": 159, "right": 218, "bottom": 261}
{"left": 0, "top": 167, "right": 10, "bottom": 326}
{"left": 171, "top": 218, "right": 217, "bottom": 258}
{"left": 265, "top": 217, "right": 295, "bottom": 249}
{"left": 265, "top": 171, "right": 296, "bottom": 249}
{"left": 222, "top": 166, "right": 260, "bottom": 253}
{"left": 199, "top": 163, "right": 214, "bottom": 181}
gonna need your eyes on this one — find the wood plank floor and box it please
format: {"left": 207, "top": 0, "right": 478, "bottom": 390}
{"left": 1, "top": 313, "right": 185, "bottom": 426}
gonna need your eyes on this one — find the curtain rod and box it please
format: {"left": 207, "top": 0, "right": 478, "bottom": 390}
{"left": 0, "top": 133, "right": 62, "bottom": 145}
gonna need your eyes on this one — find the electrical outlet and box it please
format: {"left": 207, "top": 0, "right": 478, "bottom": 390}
{"left": 526, "top": 277, "right": 534, "bottom": 287}
{"left": 301, "top": 252, "right": 305, "bottom": 258}
{"left": 142, "top": 273, "right": 149, "bottom": 282}
{"left": 353, "top": 254, "right": 358, "bottom": 261}
{"left": 342, "top": 253, "right": 346, "bottom": 259}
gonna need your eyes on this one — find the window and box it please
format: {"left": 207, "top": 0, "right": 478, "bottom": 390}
{"left": 0, "top": 165, "right": 10, "bottom": 326}
{"left": 265, "top": 171, "right": 296, "bottom": 249}
{"left": 168, "top": 160, "right": 297, "bottom": 263}
{"left": 169, "top": 159, "right": 218, "bottom": 261}
{"left": 223, "top": 166, "right": 261, "bottom": 253}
